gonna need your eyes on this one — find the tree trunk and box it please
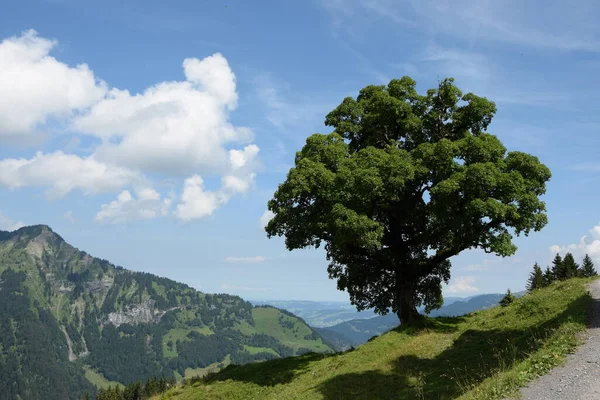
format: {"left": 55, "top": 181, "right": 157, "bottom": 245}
{"left": 397, "top": 283, "right": 421, "bottom": 324}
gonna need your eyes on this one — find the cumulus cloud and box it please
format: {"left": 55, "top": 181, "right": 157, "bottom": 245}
{"left": 72, "top": 52, "right": 252, "bottom": 176}
{"left": 0, "top": 30, "right": 107, "bottom": 139}
{"left": 0, "top": 211, "right": 25, "bottom": 231}
{"left": 95, "top": 188, "right": 174, "bottom": 224}
{"left": 0, "top": 151, "right": 143, "bottom": 198}
{"left": 174, "top": 144, "right": 259, "bottom": 221}
{"left": 224, "top": 256, "right": 267, "bottom": 264}
{"left": 446, "top": 276, "right": 480, "bottom": 294}
{"left": 174, "top": 176, "right": 220, "bottom": 221}
{"left": 550, "top": 223, "right": 600, "bottom": 262}
{"left": 259, "top": 209, "right": 275, "bottom": 228}
{"left": 0, "top": 30, "right": 261, "bottom": 222}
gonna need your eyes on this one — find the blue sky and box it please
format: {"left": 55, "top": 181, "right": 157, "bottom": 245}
{"left": 1, "top": 0, "right": 600, "bottom": 302}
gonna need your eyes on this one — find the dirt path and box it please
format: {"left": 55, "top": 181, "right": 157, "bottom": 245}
{"left": 515, "top": 279, "right": 600, "bottom": 400}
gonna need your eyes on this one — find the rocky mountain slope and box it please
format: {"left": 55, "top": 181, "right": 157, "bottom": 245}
{"left": 0, "top": 225, "right": 331, "bottom": 399}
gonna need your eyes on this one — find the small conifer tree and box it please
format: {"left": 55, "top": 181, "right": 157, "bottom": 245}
{"left": 581, "top": 254, "right": 598, "bottom": 277}
{"left": 499, "top": 289, "right": 515, "bottom": 307}
{"left": 562, "top": 252, "right": 579, "bottom": 279}
{"left": 543, "top": 266, "right": 554, "bottom": 286}
{"left": 527, "top": 263, "right": 544, "bottom": 291}
{"left": 551, "top": 253, "right": 565, "bottom": 280}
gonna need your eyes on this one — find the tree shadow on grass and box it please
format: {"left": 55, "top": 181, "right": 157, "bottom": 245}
{"left": 316, "top": 292, "right": 594, "bottom": 400}
{"left": 388, "top": 316, "right": 467, "bottom": 335}
{"left": 203, "top": 352, "right": 332, "bottom": 386}
{"left": 200, "top": 316, "right": 463, "bottom": 389}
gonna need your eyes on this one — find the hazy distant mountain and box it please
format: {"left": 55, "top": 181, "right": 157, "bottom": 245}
{"left": 320, "top": 293, "right": 511, "bottom": 345}
{"left": 253, "top": 296, "right": 468, "bottom": 328}
{"left": 251, "top": 300, "right": 378, "bottom": 327}
{"left": 0, "top": 225, "right": 331, "bottom": 399}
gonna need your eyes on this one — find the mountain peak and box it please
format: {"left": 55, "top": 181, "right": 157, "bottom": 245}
{"left": 3, "top": 224, "right": 68, "bottom": 259}
{"left": 14, "top": 224, "right": 54, "bottom": 234}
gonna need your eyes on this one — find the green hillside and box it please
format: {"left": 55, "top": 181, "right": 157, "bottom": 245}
{"left": 155, "top": 277, "right": 596, "bottom": 400}
{"left": 0, "top": 225, "right": 331, "bottom": 399}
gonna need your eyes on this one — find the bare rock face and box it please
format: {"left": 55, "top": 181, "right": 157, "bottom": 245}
{"left": 86, "top": 277, "right": 113, "bottom": 294}
{"left": 106, "top": 300, "right": 180, "bottom": 327}
{"left": 108, "top": 299, "right": 157, "bottom": 327}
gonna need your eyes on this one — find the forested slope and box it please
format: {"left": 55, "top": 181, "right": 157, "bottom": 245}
{"left": 0, "top": 225, "right": 331, "bottom": 399}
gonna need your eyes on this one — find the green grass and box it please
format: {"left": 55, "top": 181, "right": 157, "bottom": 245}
{"left": 183, "top": 355, "right": 232, "bottom": 381}
{"left": 152, "top": 282, "right": 168, "bottom": 298}
{"left": 251, "top": 308, "right": 330, "bottom": 353}
{"left": 83, "top": 365, "right": 124, "bottom": 389}
{"left": 155, "top": 277, "right": 597, "bottom": 400}
{"left": 163, "top": 327, "right": 214, "bottom": 358}
{"left": 243, "top": 346, "right": 279, "bottom": 356}
{"left": 233, "top": 321, "right": 256, "bottom": 336}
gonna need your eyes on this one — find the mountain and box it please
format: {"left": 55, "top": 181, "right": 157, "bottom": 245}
{"left": 321, "top": 293, "right": 508, "bottom": 345}
{"left": 251, "top": 300, "right": 378, "bottom": 327}
{"left": 252, "top": 297, "right": 469, "bottom": 328}
{"left": 155, "top": 278, "right": 594, "bottom": 400}
{"left": 0, "top": 225, "right": 331, "bottom": 399}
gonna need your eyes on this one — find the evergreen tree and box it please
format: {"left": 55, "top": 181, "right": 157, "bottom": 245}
{"left": 543, "top": 266, "right": 554, "bottom": 286}
{"left": 499, "top": 289, "right": 515, "bottom": 307}
{"left": 551, "top": 253, "right": 565, "bottom": 280}
{"left": 527, "top": 263, "right": 544, "bottom": 291}
{"left": 581, "top": 254, "right": 597, "bottom": 277}
{"left": 562, "top": 252, "right": 579, "bottom": 279}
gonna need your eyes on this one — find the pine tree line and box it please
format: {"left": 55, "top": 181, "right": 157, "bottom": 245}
{"left": 527, "top": 253, "right": 597, "bottom": 291}
{"left": 86, "top": 375, "right": 175, "bottom": 400}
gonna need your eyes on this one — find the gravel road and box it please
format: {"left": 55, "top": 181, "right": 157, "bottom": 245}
{"left": 514, "top": 279, "right": 600, "bottom": 400}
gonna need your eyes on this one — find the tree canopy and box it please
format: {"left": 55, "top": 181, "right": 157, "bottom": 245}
{"left": 265, "top": 77, "right": 551, "bottom": 323}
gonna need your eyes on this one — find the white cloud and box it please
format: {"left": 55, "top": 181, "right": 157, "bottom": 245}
{"left": 224, "top": 256, "right": 267, "bottom": 264}
{"left": 0, "top": 151, "right": 143, "bottom": 198}
{"left": 64, "top": 210, "right": 76, "bottom": 224}
{"left": 446, "top": 276, "right": 480, "bottom": 294}
{"left": 0, "top": 30, "right": 261, "bottom": 222}
{"left": 174, "top": 175, "right": 220, "bottom": 221}
{"left": 221, "top": 283, "right": 270, "bottom": 292}
{"left": 0, "top": 211, "right": 25, "bottom": 231}
{"left": 0, "top": 30, "right": 107, "bottom": 140}
{"left": 259, "top": 210, "right": 275, "bottom": 229}
{"left": 550, "top": 223, "right": 600, "bottom": 262}
{"left": 174, "top": 144, "right": 259, "bottom": 221}
{"left": 96, "top": 188, "right": 174, "bottom": 224}
{"left": 72, "top": 52, "right": 253, "bottom": 176}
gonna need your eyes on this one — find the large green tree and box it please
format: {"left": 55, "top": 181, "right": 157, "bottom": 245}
{"left": 265, "top": 77, "right": 551, "bottom": 323}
